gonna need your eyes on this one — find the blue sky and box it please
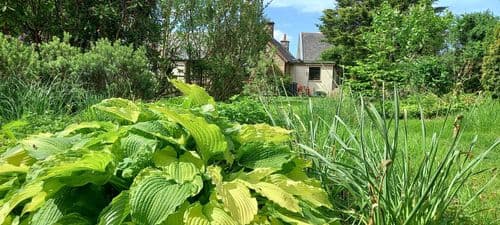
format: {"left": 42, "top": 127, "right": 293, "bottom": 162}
{"left": 265, "top": 0, "right": 500, "bottom": 57}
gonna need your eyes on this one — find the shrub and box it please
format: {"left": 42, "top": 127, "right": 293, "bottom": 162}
{"left": 38, "top": 34, "right": 81, "bottom": 81}
{"left": 481, "top": 24, "right": 500, "bottom": 98}
{"left": 217, "top": 96, "right": 271, "bottom": 124}
{"left": 406, "top": 55, "right": 454, "bottom": 95}
{"left": 0, "top": 81, "right": 336, "bottom": 225}
{"left": 72, "top": 39, "right": 157, "bottom": 99}
{"left": 0, "top": 33, "right": 39, "bottom": 80}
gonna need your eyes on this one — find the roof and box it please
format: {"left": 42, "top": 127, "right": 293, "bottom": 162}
{"left": 269, "top": 38, "right": 296, "bottom": 62}
{"left": 298, "top": 32, "right": 331, "bottom": 61}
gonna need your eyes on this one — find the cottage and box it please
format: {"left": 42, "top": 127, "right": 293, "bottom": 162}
{"left": 170, "top": 22, "right": 339, "bottom": 96}
{"left": 267, "top": 22, "right": 339, "bottom": 96}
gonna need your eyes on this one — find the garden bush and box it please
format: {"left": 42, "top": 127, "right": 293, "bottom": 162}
{"left": 72, "top": 39, "right": 157, "bottom": 99}
{"left": 0, "top": 33, "right": 39, "bottom": 80}
{"left": 0, "top": 34, "right": 161, "bottom": 121}
{"left": 481, "top": 24, "right": 500, "bottom": 98}
{"left": 0, "top": 81, "right": 336, "bottom": 225}
{"left": 405, "top": 55, "right": 454, "bottom": 95}
{"left": 217, "top": 96, "right": 271, "bottom": 124}
{"left": 38, "top": 34, "right": 81, "bottom": 82}
{"left": 376, "top": 93, "right": 485, "bottom": 119}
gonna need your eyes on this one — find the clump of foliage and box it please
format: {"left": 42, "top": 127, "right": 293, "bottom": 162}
{"left": 0, "top": 34, "right": 158, "bottom": 121}
{"left": 0, "top": 113, "right": 75, "bottom": 151}
{"left": 347, "top": 1, "right": 452, "bottom": 96}
{"left": 320, "top": 1, "right": 498, "bottom": 96}
{"left": 382, "top": 93, "right": 485, "bottom": 118}
{"left": 217, "top": 96, "right": 271, "bottom": 124}
{"left": 73, "top": 39, "right": 157, "bottom": 99}
{"left": 163, "top": 0, "right": 269, "bottom": 100}
{"left": 0, "top": 80, "right": 335, "bottom": 225}
{"left": 266, "top": 92, "right": 498, "bottom": 225}
{"left": 450, "top": 12, "right": 498, "bottom": 93}
{"left": 404, "top": 55, "right": 454, "bottom": 95}
{"left": 0, "top": 0, "right": 160, "bottom": 50}
{"left": 481, "top": 24, "right": 500, "bottom": 98}
{"left": 243, "top": 50, "right": 291, "bottom": 97}
{"left": 0, "top": 33, "right": 39, "bottom": 80}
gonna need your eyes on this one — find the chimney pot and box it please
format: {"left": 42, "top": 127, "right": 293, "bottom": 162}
{"left": 280, "top": 34, "right": 290, "bottom": 52}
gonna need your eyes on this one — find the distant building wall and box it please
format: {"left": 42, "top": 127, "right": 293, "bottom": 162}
{"left": 291, "top": 63, "right": 335, "bottom": 95}
{"left": 172, "top": 61, "right": 186, "bottom": 82}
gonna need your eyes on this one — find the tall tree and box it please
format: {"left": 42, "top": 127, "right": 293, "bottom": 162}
{"left": 0, "top": 0, "right": 160, "bottom": 49}
{"left": 318, "top": 0, "right": 431, "bottom": 66}
{"left": 481, "top": 24, "right": 500, "bottom": 97}
{"left": 162, "top": 0, "right": 268, "bottom": 100}
{"left": 449, "top": 12, "right": 498, "bottom": 93}
{"left": 347, "top": 1, "right": 452, "bottom": 94}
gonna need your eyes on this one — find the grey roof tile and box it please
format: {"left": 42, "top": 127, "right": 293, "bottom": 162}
{"left": 300, "top": 32, "right": 331, "bottom": 61}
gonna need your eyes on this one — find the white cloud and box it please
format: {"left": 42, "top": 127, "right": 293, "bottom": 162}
{"left": 268, "top": 0, "right": 335, "bottom": 13}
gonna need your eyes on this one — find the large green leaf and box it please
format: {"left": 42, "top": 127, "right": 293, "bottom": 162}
{"left": 30, "top": 197, "right": 64, "bottom": 225}
{"left": 0, "top": 181, "right": 43, "bottom": 224}
{"left": 35, "top": 150, "right": 114, "bottom": 184}
{"left": 204, "top": 203, "right": 239, "bottom": 225}
{"left": 163, "top": 161, "right": 203, "bottom": 186}
{"left": 170, "top": 79, "right": 215, "bottom": 107}
{"left": 0, "top": 145, "right": 35, "bottom": 166}
{"left": 235, "top": 124, "right": 291, "bottom": 144}
{"left": 266, "top": 203, "right": 338, "bottom": 225}
{"left": 130, "top": 120, "right": 186, "bottom": 146}
{"left": 20, "top": 134, "right": 81, "bottom": 160}
{"left": 97, "top": 191, "right": 130, "bottom": 225}
{"left": 153, "top": 146, "right": 178, "bottom": 168}
{"left": 116, "top": 133, "right": 158, "bottom": 178}
{"left": 184, "top": 203, "right": 238, "bottom": 225}
{"left": 208, "top": 166, "right": 257, "bottom": 225}
{"left": 184, "top": 203, "right": 210, "bottom": 225}
{"left": 0, "top": 163, "right": 28, "bottom": 175}
{"left": 0, "top": 150, "right": 114, "bottom": 223}
{"left": 79, "top": 128, "right": 125, "bottom": 150}
{"left": 93, "top": 98, "right": 141, "bottom": 123}
{"left": 266, "top": 174, "right": 332, "bottom": 208}
{"left": 57, "top": 122, "right": 117, "bottom": 137}
{"left": 130, "top": 168, "right": 202, "bottom": 225}
{"left": 149, "top": 106, "right": 228, "bottom": 163}
{"left": 236, "top": 143, "right": 292, "bottom": 170}
{"left": 164, "top": 202, "right": 190, "bottom": 225}
{"left": 219, "top": 181, "right": 258, "bottom": 224}
{"left": 238, "top": 180, "right": 301, "bottom": 213}
{"left": 52, "top": 213, "right": 91, "bottom": 225}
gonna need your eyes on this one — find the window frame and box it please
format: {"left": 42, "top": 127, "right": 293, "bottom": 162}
{"left": 308, "top": 66, "right": 321, "bottom": 81}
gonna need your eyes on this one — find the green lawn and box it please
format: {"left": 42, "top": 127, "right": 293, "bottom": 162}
{"left": 264, "top": 96, "right": 499, "bottom": 224}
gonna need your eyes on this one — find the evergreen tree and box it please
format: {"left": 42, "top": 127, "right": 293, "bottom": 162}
{"left": 481, "top": 24, "right": 500, "bottom": 97}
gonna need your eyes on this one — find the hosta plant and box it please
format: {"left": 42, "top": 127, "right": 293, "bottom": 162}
{"left": 0, "top": 80, "right": 336, "bottom": 225}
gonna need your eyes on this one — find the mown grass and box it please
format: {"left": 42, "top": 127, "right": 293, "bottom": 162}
{"left": 263, "top": 94, "right": 499, "bottom": 224}
{"left": 403, "top": 100, "right": 500, "bottom": 224}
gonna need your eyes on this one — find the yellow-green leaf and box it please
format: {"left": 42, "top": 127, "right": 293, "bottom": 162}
{"left": 170, "top": 80, "right": 215, "bottom": 107}
{"left": 149, "top": 107, "right": 228, "bottom": 162}
{"left": 267, "top": 174, "right": 332, "bottom": 208}
{"left": 239, "top": 180, "right": 301, "bottom": 213}
{"left": 93, "top": 98, "right": 141, "bottom": 123}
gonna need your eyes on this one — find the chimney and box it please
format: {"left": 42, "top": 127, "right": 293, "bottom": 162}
{"left": 280, "top": 34, "right": 289, "bottom": 51}
{"left": 266, "top": 21, "right": 275, "bottom": 37}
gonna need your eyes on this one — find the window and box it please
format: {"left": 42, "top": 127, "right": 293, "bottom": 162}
{"left": 308, "top": 67, "right": 321, "bottom": 80}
